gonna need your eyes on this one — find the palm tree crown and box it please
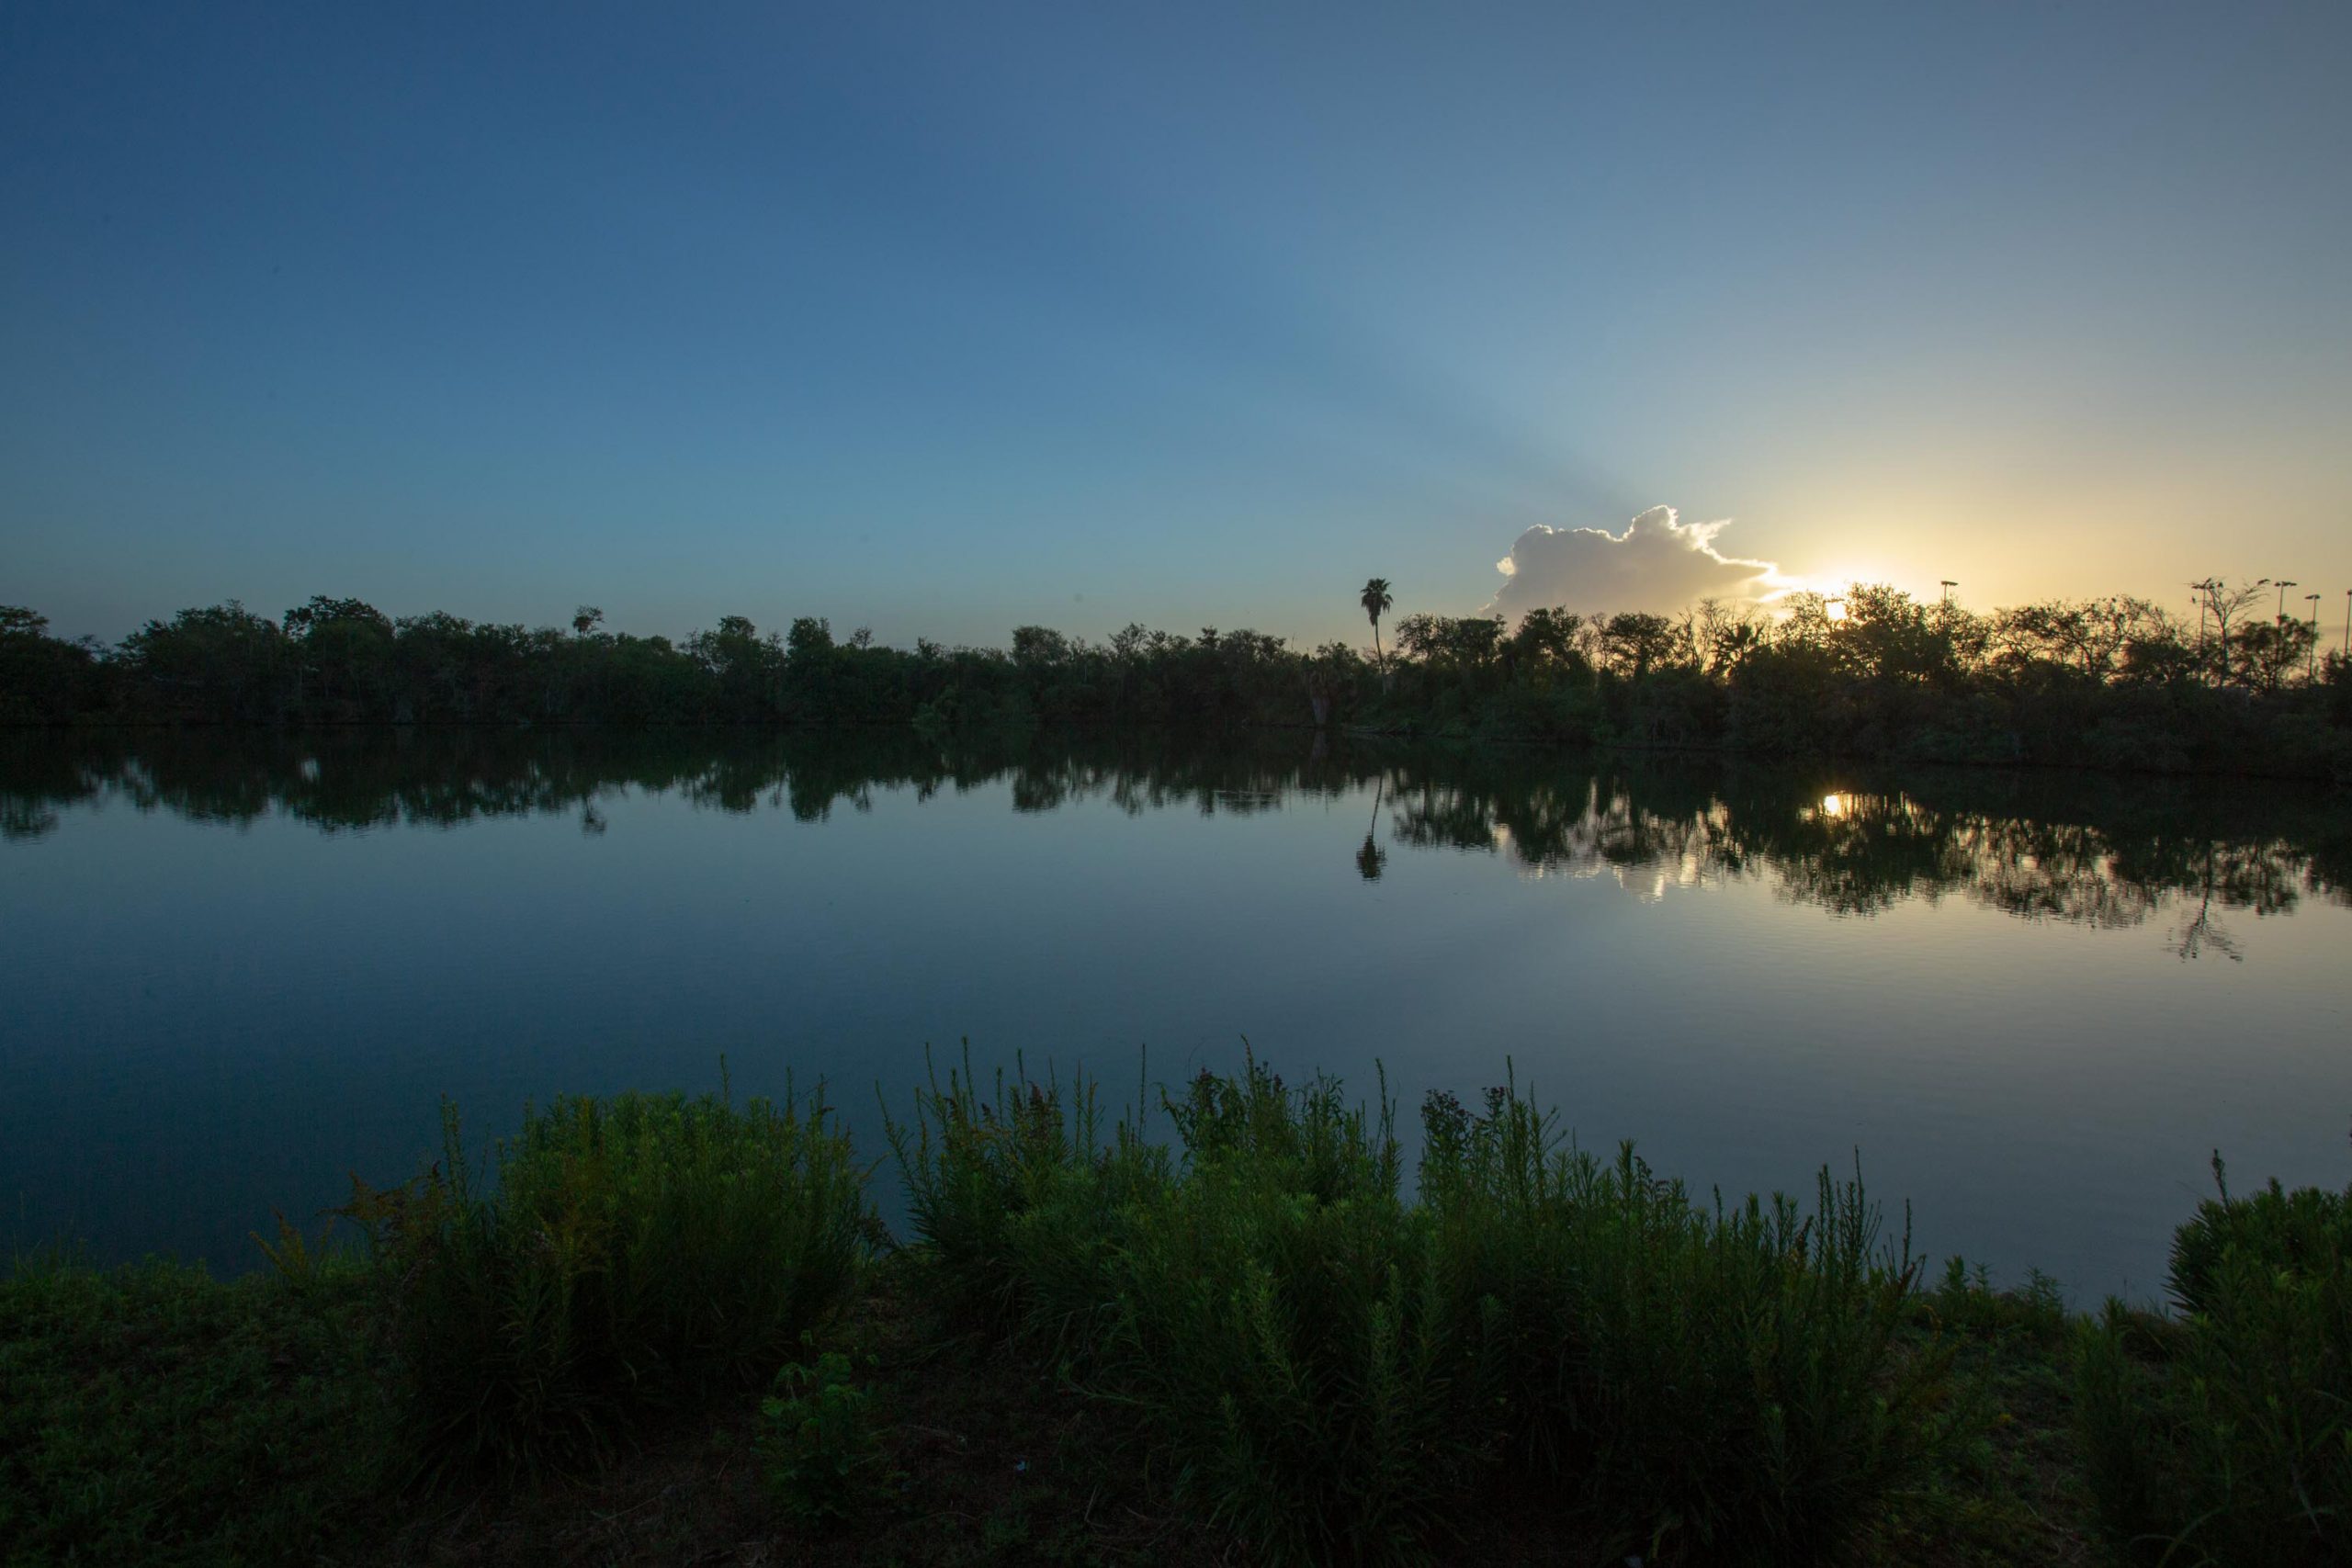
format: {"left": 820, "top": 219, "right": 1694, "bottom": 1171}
{"left": 1360, "top": 578, "right": 1394, "bottom": 665}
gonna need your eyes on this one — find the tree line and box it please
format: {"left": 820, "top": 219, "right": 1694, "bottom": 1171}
{"left": 1, "top": 580, "right": 2346, "bottom": 778}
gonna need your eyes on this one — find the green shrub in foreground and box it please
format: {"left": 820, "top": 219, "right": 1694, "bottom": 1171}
{"left": 345, "top": 1087, "right": 870, "bottom": 1480}
{"left": 892, "top": 1055, "right": 1947, "bottom": 1566}
{"left": 757, "top": 1345, "right": 899, "bottom": 1524}
{"left": 2076, "top": 1162, "right": 2351, "bottom": 1567}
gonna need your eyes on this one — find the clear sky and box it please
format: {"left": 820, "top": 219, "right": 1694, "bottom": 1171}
{"left": 5, "top": 2, "right": 2348, "bottom": 650}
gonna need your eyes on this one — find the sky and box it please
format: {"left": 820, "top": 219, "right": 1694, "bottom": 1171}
{"left": 4, "top": 1, "right": 2349, "bottom": 651}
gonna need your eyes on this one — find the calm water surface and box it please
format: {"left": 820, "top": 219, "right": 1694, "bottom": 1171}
{"left": 5, "top": 729, "right": 2347, "bottom": 1300}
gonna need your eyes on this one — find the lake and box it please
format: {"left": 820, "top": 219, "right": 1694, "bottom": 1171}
{"left": 4, "top": 728, "right": 2346, "bottom": 1301}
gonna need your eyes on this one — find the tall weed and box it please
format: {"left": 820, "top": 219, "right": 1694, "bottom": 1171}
{"left": 1419, "top": 1082, "right": 1941, "bottom": 1564}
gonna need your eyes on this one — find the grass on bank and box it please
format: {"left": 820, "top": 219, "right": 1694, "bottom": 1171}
{"left": 0, "top": 1251, "right": 389, "bottom": 1566}
{"left": 2, "top": 1059, "right": 2346, "bottom": 1567}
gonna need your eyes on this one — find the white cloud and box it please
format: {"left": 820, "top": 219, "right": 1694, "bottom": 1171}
{"left": 1489, "top": 505, "right": 1782, "bottom": 618}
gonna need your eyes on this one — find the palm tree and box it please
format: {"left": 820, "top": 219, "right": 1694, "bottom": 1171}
{"left": 1360, "top": 578, "right": 1394, "bottom": 668}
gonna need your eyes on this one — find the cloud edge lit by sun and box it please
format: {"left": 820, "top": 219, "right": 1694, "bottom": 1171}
{"left": 1487, "top": 505, "right": 1804, "bottom": 620}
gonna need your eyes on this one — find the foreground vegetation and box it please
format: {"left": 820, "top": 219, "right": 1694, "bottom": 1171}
{"left": 6, "top": 581, "right": 2349, "bottom": 779}
{"left": 895, "top": 1059, "right": 1941, "bottom": 1563}
{"left": 342, "top": 1089, "right": 870, "bottom": 1481}
{"left": 3, "top": 1063, "right": 2345, "bottom": 1565}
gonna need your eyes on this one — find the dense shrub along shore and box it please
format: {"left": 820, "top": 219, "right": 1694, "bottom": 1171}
{"left": 5, "top": 586, "right": 2349, "bottom": 778}
{"left": 3, "top": 1060, "right": 2344, "bottom": 1566}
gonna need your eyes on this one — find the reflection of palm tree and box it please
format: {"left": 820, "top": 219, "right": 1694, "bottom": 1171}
{"left": 1357, "top": 773, "right": 1387, "bottom": 880}
{"left": 1360, "top": 578, "right": 1394, "bottom": 669}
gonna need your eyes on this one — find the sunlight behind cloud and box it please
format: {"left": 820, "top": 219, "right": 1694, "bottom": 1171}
{"left": 1489, "top": 506, "right": 1793, "bottom": 620}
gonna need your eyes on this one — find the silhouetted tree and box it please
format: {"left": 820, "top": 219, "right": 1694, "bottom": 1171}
{"left": 1360, "top": 578, "right": 1393, "bottom": 669}
{"left": 1599, "top": 613, "right": 1682, "bottom": 678}
{"left": 2233, "top": 616, "right": 2320, "bottom": 694}
{"left": 2191, "top": 580, "right": 2268, "bottom": 687}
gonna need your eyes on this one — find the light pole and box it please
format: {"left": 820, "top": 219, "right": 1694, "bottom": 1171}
{"left": 2271, "top": 579, "right": 2298, "bottom": 620}
{"left": 1939, "top": 580, "right": 1958, "bottom": 604}
{"left": 2304, "top": 592, "right": 2323, "bottom": 682}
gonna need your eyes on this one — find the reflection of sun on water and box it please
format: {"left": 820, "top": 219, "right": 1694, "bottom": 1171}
{"left": 1821, "top": 792, "right": 1847, "bottom": 818}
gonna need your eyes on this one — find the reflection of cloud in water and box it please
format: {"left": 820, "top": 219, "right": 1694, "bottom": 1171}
{"left": 1496, "top": 804, "right": 1730, "bottom": 902}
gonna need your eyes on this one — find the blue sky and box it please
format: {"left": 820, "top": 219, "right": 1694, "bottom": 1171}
{"left": 5, "top": 2, "right": 2348, "bottom": 649}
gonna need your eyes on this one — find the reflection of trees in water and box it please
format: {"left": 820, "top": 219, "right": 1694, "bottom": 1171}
{"left": 1611, "top": 782, "right": 2335, "bottom": 957}
{"left": 1950, "top": 818, "right": 2156, "bottom": 928}
{"left": 0, "top": 729, "right": 1372, "bottom": 841}
{"left": 1742, "top": 797, "right": 2164, "bottom": 924}
{"left": 1327, "top": 754, "right": 2339, "bottom": 953}
{"left": 2152, "top": 837, "right": 2312, "bottom": 963}
{"left": 3, "top": 729, "right": 2344, "bottom": 956}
